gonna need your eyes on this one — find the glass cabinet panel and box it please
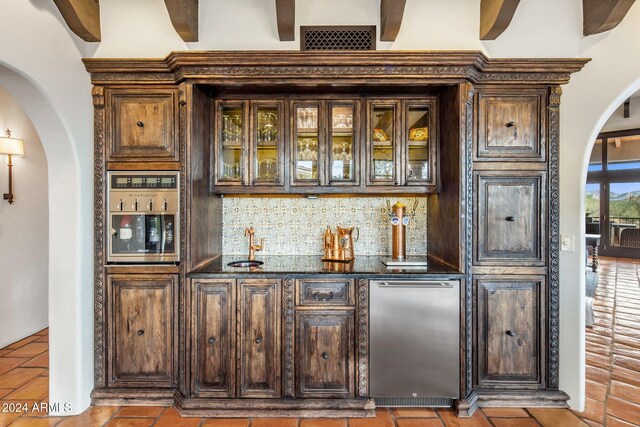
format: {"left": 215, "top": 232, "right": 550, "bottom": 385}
{"left": 370, "top": 104, "right": 396, "bottom": 183}
{"left": 218, "top": 104, "right": 245, "bottom": 183}
{"left": 254, "top": 104, "right": 282, "bottom": 185}
{"left": 294, "top": 104, "right": 320, "bottom": 183}
{"left": 406, "top": 106, "right": 430, "bottom": 182}
{"left": 330, "top": 105, "right": 355, "bottom": 182}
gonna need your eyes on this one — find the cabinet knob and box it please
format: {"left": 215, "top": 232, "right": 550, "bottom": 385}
{"left": 506, "top": 330, "right": 515, "bottom": 336}
{"left": 136, "top": 121, "right": 144, "bottom": 127}
{"left": 322, "top": 352, "right": 329, "bottom": 360}
{"left": 506, "top": 121, "right": 515, "bottom": 127}
{"left": 255, "top": 336, "right": 263, "bottom": 344}
{"left": 208, "top": 336, "right": 216, "bottom": 345}
{"left": 505, "top": 216, "right": 515, "bottom": 222}
{"left": 137, "top": 329, "right": 145, "bottom": 336}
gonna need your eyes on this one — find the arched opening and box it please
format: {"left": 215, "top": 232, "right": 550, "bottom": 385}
{"left": 0, "top": 64, "right": 92, "bottom": 415}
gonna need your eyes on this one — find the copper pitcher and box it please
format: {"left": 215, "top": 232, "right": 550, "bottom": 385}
{"left": 337, "top": 226, "right": 359, "bottom": 260}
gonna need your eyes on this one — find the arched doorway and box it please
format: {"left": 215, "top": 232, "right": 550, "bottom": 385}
{"left": 0, "top": 64, "right": 92, "bottom": 415}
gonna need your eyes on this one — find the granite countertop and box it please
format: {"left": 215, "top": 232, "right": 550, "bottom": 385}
{"left": 189, "top": 255, "right": 463, "bottom": 277}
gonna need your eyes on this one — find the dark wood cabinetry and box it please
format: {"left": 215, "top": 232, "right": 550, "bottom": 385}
{"left": 474, "top": 171, "right": 546, "bottom": 266}
{"left": 296, "top": 310, "right": 355, "bottom": 398}
{"left": 87, "top": 52, "right": 586, "bottom": 417}
{"left": 238, "top": 279, "right": 281, "bottom": 398}
{"left": 107, "top": 274, "right": 178, "bottom": 387}
{"left": 191, "top": 279, "right": 235, "bottom": 397}
{"left": 476, "top": 89, "right": 546, "bottom": 161}
{"left": 107, "top": 88, "right": 179, "bottom": 162}
{"left": 476, "top": 276, "right": 545, "bottom": 389}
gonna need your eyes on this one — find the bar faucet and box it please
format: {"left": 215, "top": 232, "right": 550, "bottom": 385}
{"left": 244, "top": 226, "right": 265, "bottom": 261}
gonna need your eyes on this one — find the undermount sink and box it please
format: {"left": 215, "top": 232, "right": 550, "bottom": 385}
{"left": 227, "top": 260, "right": 264, "bottom": 268}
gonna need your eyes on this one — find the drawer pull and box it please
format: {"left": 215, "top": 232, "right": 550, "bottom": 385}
{"left": 137, "top": 329, "right": 145, "bottom": 336}
{"left": 322, "top": 352, "right": 329, "bottom": 360}
{"left": 506, "top": 330, "right": 515, "bottom": 337}
{"left": 505, "top": 216, "right": 515, "bottom": 222}
{"left": 136, "top": 121, "right": 144, "bottom": 127}
{"left": 208, "top": 336, "right": 216, "bottom": 345}
{"left": 313, "top": 291, "right": 335, "bottom": 301}
{"left": 255, "top": 336, "right": 263, "bottom": 344}
{"left": 506, "top": 121, "right": 515, "bottom": 127}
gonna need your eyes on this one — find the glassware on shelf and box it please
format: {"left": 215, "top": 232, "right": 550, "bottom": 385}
{"left": 297, "top": 107, "right": 318, "bottom": 130}
{"left": 257, "top": 111, "right": 278, "bottom": 143}
{"left": 298, "top": 138, "right": 318, "bottom": 161}
{"left": 223, "top": 162, "right": 241, "bottom": 180}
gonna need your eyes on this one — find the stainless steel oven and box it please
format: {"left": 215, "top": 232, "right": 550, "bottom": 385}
{"left": 107, "top": 171, "right": 179, "bottom": 263}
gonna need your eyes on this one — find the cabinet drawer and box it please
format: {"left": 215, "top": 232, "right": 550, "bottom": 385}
{"left": 296, "top": 279, "right": 354, "bottom": 306}
{"left": 476, "top": 89, "right": 546, "bottom": 161}
{"left": 108, "top": 89, "right": 179, "bottom": 161}
{"left": 476, "top": 276, "right": 545, "bottom": 389}
{"left": 474, "top": 171, "right": 546, "bottom": 266}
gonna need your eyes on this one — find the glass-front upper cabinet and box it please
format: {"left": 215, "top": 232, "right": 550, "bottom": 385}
{"left": 404, "top": 100, "right": 437, "bottom": 186}
{"left": 252, "top": 101, "right": 284, "bottom": 186}
{"left": 214, "top": 101, "right": 247, "bottom": 186}
{"left": 329, "top": 102, "right": 359, "bottom": 185}
{"left": 368, "top": 102, "right": 398, "bottom": 185}
{"left": 292, "top": 102, "right": 322, "bottom": 186}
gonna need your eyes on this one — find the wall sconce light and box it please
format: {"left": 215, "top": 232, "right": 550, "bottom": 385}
{"left": 0, "top": 129, "right": 24, "bottom": 204}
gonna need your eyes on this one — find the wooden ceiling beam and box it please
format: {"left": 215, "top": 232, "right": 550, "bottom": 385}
{"left": 583, "top": 0, "right": 636, "bottom": 36}
{"left": 480, "top": 0, "right": 521, "bottom": 40}
{"left": 52, "top": 0, "right": 101, "bottom": 42}
{"left": 276, "top": 0, "right": 295, "bottom": 41}
{"left": 380, "top": 0, "right": 406, "bottom": 42}
{"left": 164, "top": 0, "right": 198, "bottom": 42}
{"left": 624, "top": 98, "right": 631, "bottom": 118}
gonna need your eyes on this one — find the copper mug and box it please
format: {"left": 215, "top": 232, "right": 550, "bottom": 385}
{"left": 337, "top": 226, "right": 359, "bottom": 260}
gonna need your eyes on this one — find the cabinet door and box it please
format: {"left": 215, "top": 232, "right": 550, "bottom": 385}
{"left": 191, "top": 279, "right": 235, "bottom": 397}
{"left": 367, "top": 101, "right": 400, "bottom": 185}
{"left": 476, "top": 89, "right": 546, "bottom": 161}
{"left": 291, "top": 101, "right": 324, "bottom": 186}
{"left": 474, "top": 171, "right": 546, "bottom": 266}
{"left": 296, "top": 310, "right": 355, "bottom": 398}
{"left": 108, "top": 89, "right": 178, "bottom": 161}
{"left": 403, "top": 99, "right": 438, "bottom": 188}
{"left": 328, "top": 101, "right": 360, "bottom": 186}
{"left": 251, "top": 101, "right": 285, "bottom": 187}
{"left": 476, "top": 276, "right": 545, "bottom": 389}
{"left": 108, "top": 274, "right": 177, "bottom": 388}
{"left": 238, "top": 280, "right": 281, "bottom": 397}
{"left": 214, "top": 100, "right": 249, "bottom": 186}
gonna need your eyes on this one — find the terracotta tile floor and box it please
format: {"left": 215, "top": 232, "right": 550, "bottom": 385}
{"left": 574, "top": 256, "right": 640, "bottom": 427}
{"left": 3, "top": 257, "right": 640, "bottom": 426}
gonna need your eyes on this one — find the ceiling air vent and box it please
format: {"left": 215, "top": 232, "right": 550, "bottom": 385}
{"left": 301, "top": 26, "right": 376, "bottom": 51}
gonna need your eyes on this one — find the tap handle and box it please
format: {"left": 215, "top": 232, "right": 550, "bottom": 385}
{"left": 259, "top": 238, "right": 265, "bottom": 249}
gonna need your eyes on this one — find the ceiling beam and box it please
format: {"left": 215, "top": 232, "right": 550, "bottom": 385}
{"left": 480, "top": 0, "right": 521, "bottom": 40}
{"left": 380, "top": 0, "right": 406, "bottom": 42}
{"left": 624, "top": 98, "right": 631, "bottom": 118}
{"left": 52, "top": 0, "right": 100, "bottom": 42}
{"left": 583, "top": 0, "right": 636, "bottom": 36}
{"left": 276, "top": 0, "right": 295, "bottom": 41}
{"left": 164, "top": 0, "right": 198, "bottom": 42}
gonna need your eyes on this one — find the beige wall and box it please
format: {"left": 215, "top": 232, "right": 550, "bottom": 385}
{"left": 0, "top": 86, "right": 49, "bottom": 348}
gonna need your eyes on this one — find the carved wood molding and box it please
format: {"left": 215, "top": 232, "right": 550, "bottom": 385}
{"left": 283, "top": 278, "right": 295, "bottom": 396}
{"left": 164, "top": 0, "right": 198, "bottom": 42}
{"left": 92, "top": 85, "right": 106, "bottom": 387}
{"left": 356, "top": 279, "right": 369, "bottom": 397}
{"left": 380, "top": 0, "right": 406, "bottom": 42}
{"left": 53, "top": 0, "right": 101, "bottom": 42}
{"left": 547, "top": 85, "right": 561, "bottom": 389}
{"left": 583, "top": 0, "right": 636, "bottom": 36}
{"left": 178, "top": 84, "right": 188, "bottom": 394}
{"left": 480, "top": 0, "right": 521, "bottom": 40}
{"left": 83, "top": 52, "right": 589, "bottom": 86}
{"left": 276, "top": 0, "right": 295, "bottom": 41}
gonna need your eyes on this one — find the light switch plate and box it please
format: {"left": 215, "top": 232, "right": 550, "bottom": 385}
{"left": 560, "top": 234, "right": 575, "bottom": 252}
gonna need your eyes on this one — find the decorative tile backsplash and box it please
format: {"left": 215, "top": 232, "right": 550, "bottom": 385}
{"left": 222, "top": 197, "right": 428, "bottom": 256}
